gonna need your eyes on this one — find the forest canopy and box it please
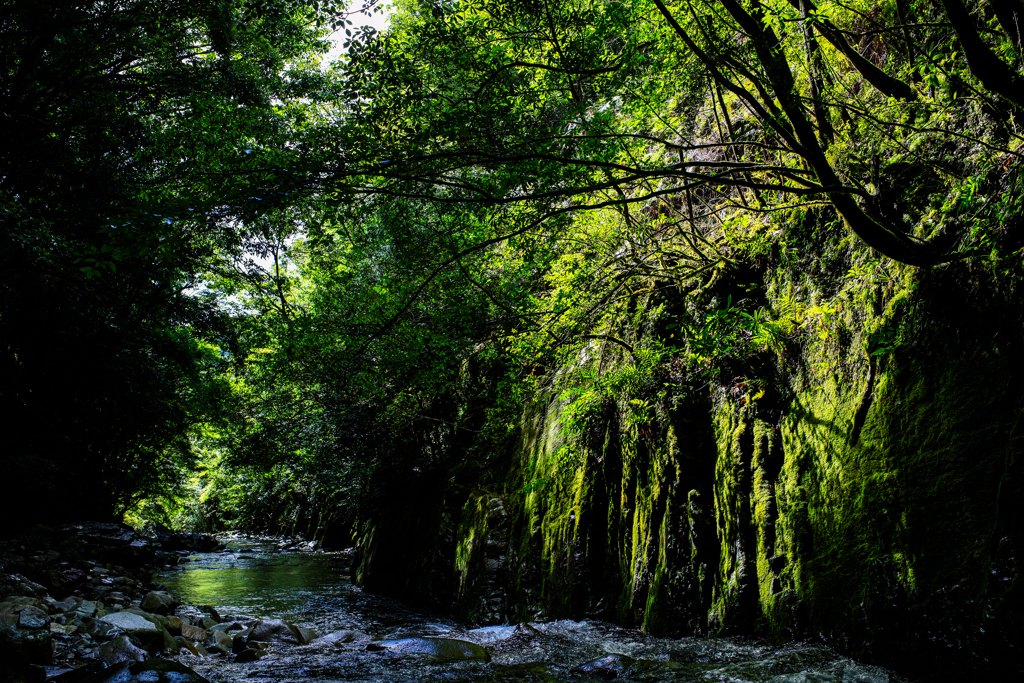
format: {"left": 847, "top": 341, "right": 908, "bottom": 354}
{"left": 3, "top": 0, "right": 1023, "bottom": 531}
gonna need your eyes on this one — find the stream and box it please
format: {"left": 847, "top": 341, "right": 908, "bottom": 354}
{"left": 156, "top": 537, "right": 911, "bottom": 683}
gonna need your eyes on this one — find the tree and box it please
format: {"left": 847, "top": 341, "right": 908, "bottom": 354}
{"left": 0, "top": 0, "right": 342, "bottom": 526}
{"left": 327, "top": 0, "right": 1020, "bottom": 271}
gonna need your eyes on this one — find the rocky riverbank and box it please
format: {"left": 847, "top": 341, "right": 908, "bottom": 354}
{"left": 0, "top": 523, "right": 328, "bottom": 682}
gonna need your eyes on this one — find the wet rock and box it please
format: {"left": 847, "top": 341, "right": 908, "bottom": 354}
{"left": 19, "top": 606, "right": 51, "bottom": 629}
{"left": 139, "top": 592, "right": 177, "bottom": 616}
{"left": 574, "top": 654, "right": 635, "bottom": 679}
{"left": 291, "top": 625, "right": 318, "bottom": 645}
{"left": 199, "top": 617, "right": 217, "bottom": 630}
{"left": 197, "top": 606, "right": 221, "bottom": 623}
{"left": 315, "top": 629, "right": 368, "bottom": 647}
{"left": 179, "top": 624, "right": 206, "bottom": 641}
{"left": 79, "top": 659, "right": 210, "bottom": 683}
{"left": 175, "top": 636, "right": 200, "bottom": 657}
{"left": 72, "top": 601, "right": 98, "bottom": 620}
{"left": 1, "top": 596, "right": 41, "bottom": 613}
{"left": 367, "top": 637, "right": 490, "bottom": 663}
{"left": 163, "top": 616, "right": 182, "bottom": 635}
{"left": 98, "top": 612, "right": 174, "bottom": 654}
{"left": 245, "top": 619, "right": 299, "bottom": 645}
{"left": 98, "top": 635, "right": 148, "bottom": 665}
{"left": 0, "top": 573, "right": 48, "bottom": 597}
{"left": 211, "top": 629, "right": 233, "bottom": 651}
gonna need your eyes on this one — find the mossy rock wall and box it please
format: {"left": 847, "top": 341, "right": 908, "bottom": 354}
{"left": 487, "top": 309, "right": 1022, "bottom": 679}
{"left": 353, "top": 276, "right": 1022, "bottom": 680}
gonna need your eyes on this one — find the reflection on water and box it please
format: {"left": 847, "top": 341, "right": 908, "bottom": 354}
{"left": 156, "top": 537, "right": 352, "bottom": 622}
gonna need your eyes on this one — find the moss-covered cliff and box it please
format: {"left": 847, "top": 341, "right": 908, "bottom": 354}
{"left": 353, "top": 248, "right": 1024, "bottom": 681}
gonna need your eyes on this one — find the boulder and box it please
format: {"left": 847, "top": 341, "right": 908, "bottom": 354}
{"left": 98, "top": 636, "right": 148, "bottom": 666}
{"left": 80, "top": 659, "right": 210, "bottom": 683}
{"left": 197, "top": 605, "right": 221, "bottom": 622}
{"left": 175, "top": 636, "right": 200, "bottom": 657}
{"left": 234, "top": 649, "right": 259, "bottom": 663}
{"left": 98, "top": 612, "right": 174, "bottom": 654}
{"left": 0, "top": 596, "right": 40, "bottom": 614}
{"left": 163, "top": 616, "right": 182, "bottom": 635}
{"left": 179, "top": 624, "right": 206, "bottom": 641}
{"left": 290, "top": 625, "right": 318, "bottom": 645}
{"left": 73, "top": 600, "right": 98, "bottom": 620}
{"left": 19, "top": 606, "right": 50, "bottom": 630}
{"left": 211, "top": 629, "right": 233, "bottom": 651}
{"left": 245, "top": 619, "right": 299, "bottom": 645}
{"left": 366, "top": 637, "right": 490, "bottom": 663}
{"left": 139, "top": 592, "right": 177, "bottom": 616}
{"left": 0, "top": 574, "right": 47, "bottom": 597}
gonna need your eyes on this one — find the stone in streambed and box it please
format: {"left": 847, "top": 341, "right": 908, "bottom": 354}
{"left": 367, "top": 637, "right": 490, "bottom": 663}
{"left": 180, "top": 623, "right": 206, "bottom": 641}
{"left": 175, "top": 636, "right": 201, "bottom": 657}
{"left": 210, "top": 629, "right": 233, "bottom": 651}
{"left": 98, "top": 612, "right": 174, "bottom": 654}
{"left": 314, "top": 629, "right": 368, "bottom": 647}
{"left": 139, "top": 592, "right": 177, "bottom": 616}
{"left": 98, "top": 635, "right": 148, "bottom": 666}
{"left": 18, "top": 606, "right": 50, "bottom": 630}
{"left": 79, "top": 659, "right": 210, "bottom": 683}
{"left": 245, "top": 619, "right": 299, "bottom": 645}
{"left": 291, "top": 625, "right": 318, "bottom": 645}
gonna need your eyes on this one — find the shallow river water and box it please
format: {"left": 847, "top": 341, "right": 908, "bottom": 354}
{"left": 156, "top": 537, "right": 911, "bottom": 683}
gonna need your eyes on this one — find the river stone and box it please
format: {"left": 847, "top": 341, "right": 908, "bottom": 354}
{"left": 74, "top": 600, "right": 99, "bottom": 619}
{"left": 164, "top": 616, "right": 182, "bottom": 635}
{"left": 235, "top": 648, "right": 259, "bottom": 663}
{"left": 180, "top": 623, "right": 206, "bottom": 641}
{"left": 99, "top": 635, "right": 148, "bottom": 665}
{"left": 197, "top": 605, "right": 221, "bottom": 622}
{"left": 80, "top": 659, "right": 211, "bottom": 683}
{"left": 231, "top": 634, "right": 251, "bottom": 654}
{"left": 315, "top": 629, "right": 368, "bottom": 647}
{"left": 19, "top": 606, "right": 50, "bottom": 629}
{"left": 367, "top": 637, "right": 490, "bottom": 663}
{"left": 290, "top": 625, "right": 318, "bottom": 645}
{"left": 99, "top": 612, "right": 174, "bottom": 654}
{"left": 199, "top": 617, "right": 217, "bottom": 630}
{"left": 175, "top": 636, "right": 200, "bottom": 657}
{"left": 0, "top": 596, "right": 40, "bottom": 614}
{"left": 212, "top": 629, "right": 233, "bottom": 650}
{"left": 139, "top": 592, "right": 177, "bottom": 615}
{"left": 575, "top": 654, "right": 635, "bottom": 679}
{"left": 246, "top": 619, "right": 299, "bottom": 645}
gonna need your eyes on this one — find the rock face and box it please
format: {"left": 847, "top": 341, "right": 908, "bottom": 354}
{"left": 351, "top": 272, "right": 1024, "bottom": 683}
{"left": 368, "top": 637, "right": 490, "bottom": 663}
